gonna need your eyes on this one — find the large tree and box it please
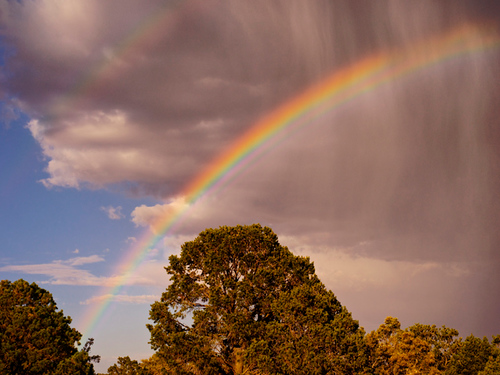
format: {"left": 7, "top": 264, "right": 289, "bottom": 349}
{"left": 147, "top": 224, "right": 367, "bottom": 375}
{"left": 0, "top": 279, "right": 98, "bottom": 375}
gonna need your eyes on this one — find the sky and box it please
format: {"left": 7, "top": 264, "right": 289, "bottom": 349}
{"left": 1, "top": 0, "right": 500, "bottom": 372}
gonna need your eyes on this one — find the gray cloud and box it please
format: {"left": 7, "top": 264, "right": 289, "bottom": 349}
{"left": 2, "top": 0, "right": 500, "bottom": 336}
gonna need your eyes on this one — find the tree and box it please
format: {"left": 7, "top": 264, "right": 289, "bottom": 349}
{"left": 147, "top": 224, "right": 367, "bottom": 375}
{"left": 0, "top": 279, "right": 99, "bottom": 375}
{"left": 54, "top": 338, "right": 100, "bottom": 375}
{"left": 445, "top": 335, "right": 498, "bottom": 375}
{"left": 141, "top": 353, "right": 171, "bottom": 375}
{"left": 479, "top": 356, "right": 500, "bottom": 375}
{"left": 366, "top": 316, "right": 459, "bottom": 375}
{"left": 107, "top": 356, "right": 152, "bottom": 375}
{"left": 407, "top": 323, "right": 458, "bottom": 371}
{"left": 480, "top": 336, "right": 500, "bottom": 375}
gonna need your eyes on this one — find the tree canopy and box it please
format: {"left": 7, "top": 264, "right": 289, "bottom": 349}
{"left": 0, "top": 279, "right": 98, "bottom": 375}
{"left": 365, "top": 316, "right": 500, "bottom": 375}
{"left": 106, "top": 356, "right": 152, "bottom": 375}
{"left": 445, "top": 334, "right": 500, "bottom": 375}
{"left": 147, "top": 224, "right": 367, "bottom": 374}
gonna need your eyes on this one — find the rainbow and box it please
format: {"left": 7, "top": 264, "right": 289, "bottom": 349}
{"left": 80, "top": 22, "right": 500, "bottom": 338}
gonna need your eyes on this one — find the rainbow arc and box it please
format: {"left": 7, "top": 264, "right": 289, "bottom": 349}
{"left": 80, "top": 22, "right": 500, "bottom": 338}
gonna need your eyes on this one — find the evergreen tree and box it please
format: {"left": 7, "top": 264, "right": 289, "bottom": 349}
{"left": 148, "top": 224, "right": 367, "bottom": 374}
{"left": 445, "top": 335, "right": 497, "bottom": 375}
{"left": 107, "top": 356, "right": 152, "bottom": 375}
{"left": 0, "top": 279, "right": 99, "bottom": 375}
{"left": 366, "top": 317, "right": 459, "bottom": 375}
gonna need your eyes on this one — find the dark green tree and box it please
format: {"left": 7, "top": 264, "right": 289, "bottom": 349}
{"left": 54, "top": 338, "right": 100, "bottom": 375}
{"left": 481, "top": 336, "right": 500, "bottom": 375}
{"left": 107, "top": 356, "right": 152, "bottom": 375}
{"left": 0, "top": 279, "right": 99, "bottom": 375}
{"left": 147, "top": 224, "right": 367, "bottom": 375}
{"left": 445, "top": 335, "right": 499, "bottom": 375}
{"left": 480, "top": 356, "right": 500, "bottom": 375}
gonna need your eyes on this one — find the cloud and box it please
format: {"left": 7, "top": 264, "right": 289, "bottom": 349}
{"left": 0, "top": 261, "right": 105, "bottom": 286}
{"left": 101, "top": 205, "right": 124, "bottom": 220}
{"left": 0, "top": 255, "right": 163, "bottom": 287}
{"left": 0, "top": 100, "right": 20, "bottom": 128}
{"left": 131, "top": 198, "right": 190, "bottom": 233}
{"left": 6, "top": 0, "right": 492, "bottom": 265}
{"left": 63, "top": 255, "right": 105, "bottom": 266}
{"left": 80, "top": 293, "right": 160, "bottom": 305}
{"left": 278, "top": 236, "right": 471, "bottom": 291}
{"left": 126, "top": 236, "right": 137, "bottom": 243}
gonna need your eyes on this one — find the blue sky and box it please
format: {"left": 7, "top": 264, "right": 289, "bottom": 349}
{"left": 1, "top": 1, "right": 500, "bottom": 372}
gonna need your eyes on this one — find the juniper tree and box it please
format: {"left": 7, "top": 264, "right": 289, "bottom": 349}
{"left": 147, "top": 224, "right": 367, "bottom": 375}
{"left": 0, "top": 279, "right": 98, "bottom": 375}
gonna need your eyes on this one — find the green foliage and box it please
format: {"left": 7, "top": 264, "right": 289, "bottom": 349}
{"left": 251, "top": 283, "right": 367, "bottom": 374}
{"left": 479, "top": 355, "right": 500, "bottom": 375}
{"left": 0, "top": 279, "right": 98, "bottom": 375}
{"left": 140, "top": 353, "right": 171, "bottom": 375}
{"left": 366, "top": 317, "right": 459, "bottom": 375}
{"left": 107, "top": 356, "right": 152, "bottom": 375}
{"left": 147, "top": 224, "right": 367, "bottom": 374}
{"left": 366, "top": 317, "right": 500, "bottom": 375}
{"left": 445, "top": 335, "right": 498, "bottom": 375}
{"left": 54, "top": 339, "right": 99, "bottom": 375}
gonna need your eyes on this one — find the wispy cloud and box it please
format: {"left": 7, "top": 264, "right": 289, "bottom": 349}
{"left": 126, "top": 237, "right": 137, "bottom": 244}
{"left": 0, "top": 255, "right": 158, "bottom": 286}
{"left": 101, "top": 205, "right": 124, "bottom": 220}
{"left": 1, "top": 262, "right": 105, "bottom": 286}
{"left": 63, "top": 255, "right": 105, "bottom": 266}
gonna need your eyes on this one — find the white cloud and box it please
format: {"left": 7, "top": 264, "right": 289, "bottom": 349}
{"left": 73, "top": 249, "right": 80, "bottom": 254}
{"left": 63, "top": 255, "right": 105, "bottom": 266}
{"left": 162, "top": 234, "right": 195, "bottom": 254}
{"left": 0, "top": 262, "right": 106, "bottom": 286}
{"left": 27, "top": 113, "right": 173, "bottom": 189}
{"left": 131, "top": 198, "right": 190, "bottom": 233}
{"left": 0, "top": 255, "right": 163, "bottom": 287}
{"left": 101, "top": 205, "right": 124, "bottom": 220}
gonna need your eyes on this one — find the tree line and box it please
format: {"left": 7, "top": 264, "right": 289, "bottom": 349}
{"left": 1, "top": 224, "right": 499, "bottom": 374}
